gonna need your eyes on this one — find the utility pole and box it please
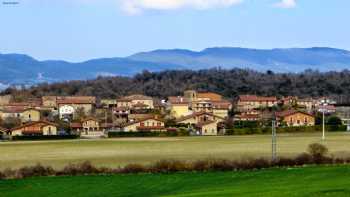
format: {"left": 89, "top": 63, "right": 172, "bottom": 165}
{"left": 272, "top": 120, "right": 277, "bottom": 162}
{"left": 322, "top": 110, "right": 325, "bottom": 141}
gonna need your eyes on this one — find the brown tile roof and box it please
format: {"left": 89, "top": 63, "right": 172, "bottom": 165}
{"left": 11, "top": 120, "right": 58, "bottom": 132}
{"left": 275, "top": 110, "right": 314, "bottom": 118}
{"left": 70, "top": 122, "right": 82, "bottom": 128}
{"left": 123, "top": 116, "right": 164, "bottom": 127}
{"left": 239, "top": 95, "right": 277, "bottom": 102}
{"left": 212, "top": 100, "right": 232, "bottom": 109}
{"left": 118, "top": 94, "right": 153, "bottom": 101}
{"left": 0, "top": 106, "right": 26, "bottom": 113}
{"left": 196, "top": 121, "right": 216, "bottom": 128}
{"left": 176, "top": 112, "right": 224, "bottom": 123}
{"left": 56, "top": 96, "right": 96, "bottom": 104}
{"left": 197, "top": 92, "right": 222, "bottom": 101}
{"left": 57, "top": 99, "right": 95, "bottom": 105}
{"left": 168, "top": 96, "right": 189, "bottom": 104}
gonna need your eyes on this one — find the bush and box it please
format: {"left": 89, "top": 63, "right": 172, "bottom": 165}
{"left": 150, "top": 160, "right": 189, "bottom": 173}
{"left": 57, "top": 161, "right": 100, "bottom": 176}
{"left": 0, "top": 171, "right": 5, "bottom": 180}
{"left": 119, "top": 164, "right": 146, "bottom": 174}
{"left": 15, "top": 164, "right": 55, "bottom": 179}
{"left": 307, "top": 143, "right": 330, "bottom": 164}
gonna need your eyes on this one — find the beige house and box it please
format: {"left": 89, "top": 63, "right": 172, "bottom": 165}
{"left": 237, "top": 95, "right": 277, "bottom": 112}
{"left": 58, "top": 97, "right": 96, "bottom": 119}
{"left": 117, "top": 95, "right": 154, "bottom": 109}
{"left": 297, "top": 98, "right": 314, "bottom": 112}
{"left": 10, "top": 121, "right": 58, "bottom": 136}
{"left": 170, "top": 103, "right": 191, "bottom": 118}
{"left": 0, "top": 107, "right": 41, "bottom": 123}
{"left": 196, "top": 121, "right": 218, "bottom": 136}
{"left": 42, "top": 96, "right": 58, "bottom": 108}
{"left": 122, "top": 117, "right": 165, "bottom": 132}
{"left": 176, "top": 112, "right": 225, "bottom": 125}
{"left": 276, "top": 110, "right": 315, "bottom": 127}
{"left": 184, "top": 90, "right": 223, "bottom": 102}
{"left": 101, "top": 99, "right": 117, "bottom": 108}
{"left": 70, "top": 117, "right": 106, "bottom": 137}
{"left": 235, "top": 110, "right": 261, "bottom": 121}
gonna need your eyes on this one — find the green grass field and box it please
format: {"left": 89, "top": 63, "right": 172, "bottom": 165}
{"left": 1, "top": 132, "right": 350, "bottom": 170}
{"left": 1, "top": 165, "right": 350, "bottom": 197}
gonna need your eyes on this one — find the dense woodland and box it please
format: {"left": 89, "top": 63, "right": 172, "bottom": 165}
{"left": 2, "top": 68, "right": 350, "bottom": 103}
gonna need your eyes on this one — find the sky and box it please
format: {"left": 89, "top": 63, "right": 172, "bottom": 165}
{"left": 0, "top": 0, "right": 349, "bottom": 62}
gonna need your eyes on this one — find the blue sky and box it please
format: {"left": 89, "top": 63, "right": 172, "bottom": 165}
{"left": 0, "top": 0, "right": 349, "bottom": 62}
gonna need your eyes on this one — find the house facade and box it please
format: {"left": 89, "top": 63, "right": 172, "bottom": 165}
{"left": 176, "top": 112, "right": 225, "bottom": 125}
{"left": 237, "top": 95, "right": 277, "bottom": 112}
{"left": 276, "top": 110, "right": 315, "bottom": 127}
{"left": 117, "top": 95, "right": 154, "bottom": 109}
{"left": 196, "top": 121, "right": 218, "bottom": 136}
{"left": 70, "top": 117, "right": 106, "bottom": 137}
{"left": 122, "top": 117, "right": 165, "bottom": 132}
{"left": 0, "top": 107, "right": 41, "bottom": 123}
{"left": 10, "top": 121, "right": 58, "bottom": 136}
{"left": 57, "top": 97, "right": 96, "bottom": 119}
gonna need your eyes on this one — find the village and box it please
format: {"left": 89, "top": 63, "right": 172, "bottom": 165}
{"left": 0, "top": 90, "right": 347, "bottom": 140}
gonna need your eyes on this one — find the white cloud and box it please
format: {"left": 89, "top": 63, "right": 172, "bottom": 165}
{"left": 120, "top": 0, "right": 243, "bottom": 15}
{"left": 274, "top": 0, "right": 296, "bottom": 9}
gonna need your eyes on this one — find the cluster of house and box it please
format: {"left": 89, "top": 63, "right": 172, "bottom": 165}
{"left": 235, "top": 95, "right": 338, "bottom": 127}
{"left": 0, "top": 91, "right": 347, "bottom": 138}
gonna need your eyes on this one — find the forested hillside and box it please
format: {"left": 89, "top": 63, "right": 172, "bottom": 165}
{"left": 2, "top": 68, "right": 350, "bottom": 103}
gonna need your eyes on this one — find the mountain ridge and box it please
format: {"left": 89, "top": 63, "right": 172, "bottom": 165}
{"left": 1, "top": 47, "right": 350, "bottom": 88}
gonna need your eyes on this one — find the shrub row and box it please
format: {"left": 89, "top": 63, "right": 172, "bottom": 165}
{"left": 1, "top": 155, "right": 349, "bottom": 180}
{"left": 11, "top": 135, "right": 79, "bottom": 141}
{"left": 0, "top": 143, "right": 349, "bottom": 180}
{"left": 108, "top": 130, "right": 189, "bottom": 138}
{"left": 226, "top": 125, "right": 347, "bottom": 135}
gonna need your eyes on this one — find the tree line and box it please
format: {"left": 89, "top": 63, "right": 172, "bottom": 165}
{"left": 2, "top": 68, "right": 350, "bottom": 103}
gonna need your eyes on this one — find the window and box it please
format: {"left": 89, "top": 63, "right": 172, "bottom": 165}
{"left": 304, "top": 117, "right": 308, "bottom": 123}
{"left": 140, "top": 123, "right": 145, "bottom": 127}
